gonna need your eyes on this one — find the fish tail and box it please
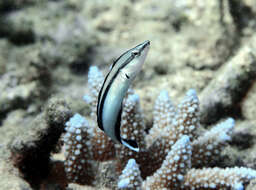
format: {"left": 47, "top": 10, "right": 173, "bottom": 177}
{"left": 121, "top": 138, "right": 139, "bottom": 152}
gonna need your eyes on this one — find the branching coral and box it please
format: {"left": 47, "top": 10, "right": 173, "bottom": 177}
{"left": 118, "top": 159, "right": 142, "bottom": 190}
{"left": 63, "top": 113, "right": 96, "bottom": 185}
{"left": 142, "top": 135, "right": 192, "bottom": 189}
{"left": 61, "top": 66, "right": 256, "bottom": 189}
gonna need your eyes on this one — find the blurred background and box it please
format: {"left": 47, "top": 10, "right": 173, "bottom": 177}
{"left": 0, "top": 0, "right": 256, "bottom": 116}
{"left": 1, "top": 0, "right": 256, "bottom": 189}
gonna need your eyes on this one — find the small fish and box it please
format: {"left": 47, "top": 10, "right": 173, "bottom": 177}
{"left": 97, "top": 40, "right": 150, "bottom": 152}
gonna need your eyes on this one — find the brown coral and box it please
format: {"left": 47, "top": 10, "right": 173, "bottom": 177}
{"left": 61, "top": 66, "right": 256, "bottom": 190}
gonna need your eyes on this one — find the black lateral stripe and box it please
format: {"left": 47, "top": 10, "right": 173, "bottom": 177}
{"left": 98, "top": 39, "right": 147, "bottom": 114}
{"left": 115, "top": 106, "right": 122, "bottom": 143}
{"left": 97, "top": 68, "right": 117, "bottom": 132}
{"left": 110, "top": 41, "right": 146, "bottom": 69}
{"left": 97, "top": 51, "right": 135, "bottom": 133}
{"left": 97, "top": 48, "right": 126, "bottom": 128}
{"left": 97, "top": 69, "right": 120, "bottom": 132}
{"left": 97, "top": 71, "right": 112, "bottom": 131}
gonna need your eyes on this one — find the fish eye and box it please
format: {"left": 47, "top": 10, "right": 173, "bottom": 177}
{"left": 131, "top": 51, "right": 140, "bottom": 56}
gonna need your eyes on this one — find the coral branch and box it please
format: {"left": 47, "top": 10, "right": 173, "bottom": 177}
{"left": 199, "top": 44, "right": 256, "bottom": 125}
{"left": 146, "top": 90, "right": 175, "bottom": 146}
{"left": 145, "top": 89, "right": 199, "bottom": 176}
{"left": 83, "top": 66, "right": 104, "bottom": 119}
{"left": 115, "top": 92, "right": 147, "bottom": 174}
{"left": 191, "top": 118, "right": 235, "bottom": 167}
{"left": 59, "top": 66, "right": 256, "bottom": 190}
{"left": 63, "top": 113, "right": 96, "bottom": 185}
{"left": 142, "top": 135, "right": 192, "bottom": 189}
{"left": 183, "top": 167, "right": 256, "bottom": 190}
{"left": 118, "top": 159, "right": 142, "bottom": 190}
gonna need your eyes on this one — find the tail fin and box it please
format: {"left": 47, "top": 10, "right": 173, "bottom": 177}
{"left": 121, "top": 138, "right": 139, "bottom": 152}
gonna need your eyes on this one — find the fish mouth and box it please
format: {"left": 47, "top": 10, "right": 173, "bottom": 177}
{"left": 141, "top": 40, "right": 150, "bottom": 50}
{"left": 135, "top": 40, "right": 150, "bottom": 53}
{"left": 144, "top": 40, "right": 150, "bottom": 45}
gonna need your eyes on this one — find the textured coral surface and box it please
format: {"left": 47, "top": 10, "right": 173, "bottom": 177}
{"left": 60, "top": 66, "right": 256, "bottom": 190}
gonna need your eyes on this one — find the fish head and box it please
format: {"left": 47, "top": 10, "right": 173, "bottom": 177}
{"left": 121, "top": 40, "right": 150, "bottom": 80}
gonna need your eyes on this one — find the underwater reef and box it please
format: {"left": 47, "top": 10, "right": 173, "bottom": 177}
{"left": 1, "top": 0, "right": 256, "bottom": 190}
{"left": 60, "top": 66, "right": 256, "bottom": 190}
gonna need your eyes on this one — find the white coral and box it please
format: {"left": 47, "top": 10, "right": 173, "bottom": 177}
{"left": 62, "top": 66, "right": 256, "bottom": 189}
{"left": 118, "top": 159, "right": 142, "bottom": 189}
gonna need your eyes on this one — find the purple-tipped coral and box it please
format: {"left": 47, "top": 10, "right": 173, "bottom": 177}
{"left": 61, "top": 66, "right": 256, "bottom": 189}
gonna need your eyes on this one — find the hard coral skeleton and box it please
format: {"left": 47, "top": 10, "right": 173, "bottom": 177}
{"left": 62, "top": 66, "right": 256, "bottom": 190}
{"left": 118, "top": 159, "right": 142, "bottom": 189}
